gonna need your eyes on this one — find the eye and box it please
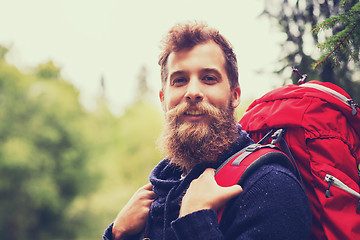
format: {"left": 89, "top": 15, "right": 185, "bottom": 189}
{"left": 172, "top": 77, "right": 187, "bottom": 86}
{"left": 202, "top": 75, "right": 217, "bottom": 84}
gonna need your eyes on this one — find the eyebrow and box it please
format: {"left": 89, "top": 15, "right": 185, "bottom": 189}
{"left": 200, "top": 68, "right": 222, "bottom": 79}
{"left": 170, "top": 68, "right": 221, "bottom": 77}
{"left": 169, "top": 71, "right": 188, "bottom": 82}
{"left": 201, "top": 68, "right": 221, "bottom": 75}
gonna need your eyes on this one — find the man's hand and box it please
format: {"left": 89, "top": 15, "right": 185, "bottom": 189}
{"left": 179, "top": 168, "right": 243, "bottom": 217}
{"left": 112, "top": 183, "right": 157, "bottom": 240}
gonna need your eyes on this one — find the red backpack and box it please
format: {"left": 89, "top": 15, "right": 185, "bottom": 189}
{"left": 228, "top": 78, "right": 360, "bottom": 240}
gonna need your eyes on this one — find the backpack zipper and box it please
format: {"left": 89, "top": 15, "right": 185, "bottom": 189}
{"left": 301, "top": 83, "right": 359, "bottom": 116}
{"left": 324, "top": 174, "right": 360, "bottom": 212}
{"left": 324, "top": 174, "right": 360, "bottom": 199}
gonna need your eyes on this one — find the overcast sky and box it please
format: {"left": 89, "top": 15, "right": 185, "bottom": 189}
{"left": 0, "top": 0, "right": 286, "bottom": 114}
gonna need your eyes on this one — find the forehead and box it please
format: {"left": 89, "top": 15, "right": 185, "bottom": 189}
{"left": 166, "top": 41, "right": 226, "bottom": 75}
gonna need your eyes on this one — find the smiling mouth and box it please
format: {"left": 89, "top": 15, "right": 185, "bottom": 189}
{"left": 184, "top": 110, "right": 205, "bottom": 116}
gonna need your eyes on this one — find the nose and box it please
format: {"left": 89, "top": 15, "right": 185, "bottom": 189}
{"left": 184, "top": 78, "right": 204, "bottom": 104}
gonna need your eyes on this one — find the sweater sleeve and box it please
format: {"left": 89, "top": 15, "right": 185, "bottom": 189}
{"left": 102, "top": 223, "right": 143, "bottom": 240}
{"left": 103, "top": 223, "right": 114, "bottom": 240}
{"left": 171, "top": 209, "right": 224, "bottom": 240}
{"left": 221, "top": 165, "right": 312, "bottom": 240}
{"left": 171, "top": 165, "right": 311, "bottom": 240}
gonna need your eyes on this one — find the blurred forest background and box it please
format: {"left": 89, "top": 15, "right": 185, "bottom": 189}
{"left": 0, "top": 51, "right": 164, "bottom": 239}
{"left": 0, "top": 0, "right": 359, "bottom": 239}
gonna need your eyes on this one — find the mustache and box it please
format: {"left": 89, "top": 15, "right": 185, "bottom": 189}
{"left": 165, "top": 101, "right": 223, "bottom": 123}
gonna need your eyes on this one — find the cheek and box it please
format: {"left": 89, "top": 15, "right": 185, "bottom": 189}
{"left": 206, "top": 89, "right": 231, "bottom": 109}
{"left": 164, "top": 89, "right": 184, "bottom": 110}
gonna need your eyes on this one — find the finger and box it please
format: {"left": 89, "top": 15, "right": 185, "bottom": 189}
{"left": 204, "top": 168, "right": 216, "bottom": 176}
{"left": 224, "top": 185, "right": 243, "bottom": 198}
{"left": 144, "top": 190, "right": 157, "bottom": 199}
{"left": 198, "top": 168, "right": 215, "bottom": 180}
{"left": 143, "top": 199, "right": 156, "bottom": 207}
{"left": 138, "top": 188, "right": 157, "bottom": 200}
{"left": 142, "top": 183, "right": 154, "bottom": 190}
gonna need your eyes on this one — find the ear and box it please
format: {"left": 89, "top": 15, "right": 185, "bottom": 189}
{"left": 159, "top": 90, "right": 166, "bottom": 111}
{"left": 231, "top": 86, "right": 241, "bottom": 109}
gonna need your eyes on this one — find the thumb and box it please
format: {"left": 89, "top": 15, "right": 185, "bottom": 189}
{"left": 222, "top": 184, "right": 243, "bottom": 199}
{"left": 214, "top": 184, "right": 243, "bottom": 211}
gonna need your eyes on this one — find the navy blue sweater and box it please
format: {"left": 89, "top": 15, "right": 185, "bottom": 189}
{"left": 104, "top": 128, "right": 311, "bottom": 240}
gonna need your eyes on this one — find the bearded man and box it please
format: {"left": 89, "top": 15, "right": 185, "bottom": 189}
{"left": 104, "top": 22, "right": 311, "bottom": 240}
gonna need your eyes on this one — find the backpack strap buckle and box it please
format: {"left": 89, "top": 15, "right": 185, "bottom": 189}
{"left": 271, "top": 129, "right": 286, "bottom": 145}
{"left": 292, "top": 67, "right": 308, "bottom": 85}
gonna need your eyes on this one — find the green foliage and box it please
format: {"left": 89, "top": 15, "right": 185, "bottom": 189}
{"left": 84, "top": 100, "right": 163, "bottom": 238}
{"left": 263, "top": 0, "right": 360, "bottom": 102}
{"left": 35, "top": 61, "right": 62, "bottom": 80}
{"left": 313, "top": 1, "right": 360, "bottom": 68}
{"left": 0, "top": 52, "right": 97, "bottom": 239}
{"left": 0, "top": 45, "right": 164, "bottom": 240}
{"left": 116, "top": 101, "right": 163, "bottom": 183}
{"left": 0, "top": 45, "right": 8, "bottom": 60}
{"left": 0, "top": 41, "right": 166, "bottom": 240}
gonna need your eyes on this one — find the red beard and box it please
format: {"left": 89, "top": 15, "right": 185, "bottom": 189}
{"left": 157, "top": 101, "right": 239, "bottom": 173}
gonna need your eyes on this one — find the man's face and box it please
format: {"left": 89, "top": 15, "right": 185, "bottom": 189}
{"left": 159, "top": 40, "right": 241, "bottom": 118}
{"left": 157, "top": 41, "right": 241, "bottom": 171}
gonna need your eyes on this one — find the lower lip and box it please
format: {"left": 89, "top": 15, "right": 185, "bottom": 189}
{"left": 183, "top": 114, "right": 205, "bottom": 122}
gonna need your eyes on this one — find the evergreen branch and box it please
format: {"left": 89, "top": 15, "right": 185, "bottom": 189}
{"left": 342, "top": 41, "right": 357, "bottom": 61}
{"left": 341, "top": 0, "right": 349, "bottom": 7}
{"left": 352, "top": 2, "right": 360, "bottom": 11}
{"left": 313, "top": 4, "right": 360, "bottom": 34}
{"left": 314, "top": 19, "right": 360, "bottom": 69}
{"left": 342, "top": 0, "right": 359, "bottom": 8}
{"left": 312, "top": 18, "right": 339, "bottom": 34}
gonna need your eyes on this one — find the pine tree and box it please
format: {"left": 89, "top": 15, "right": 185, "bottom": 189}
{"left": 263, "top": 0, "right": 360, "bottom": 102}
{"left": 313, "top": 0, "right": 360, "bottom": 68}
